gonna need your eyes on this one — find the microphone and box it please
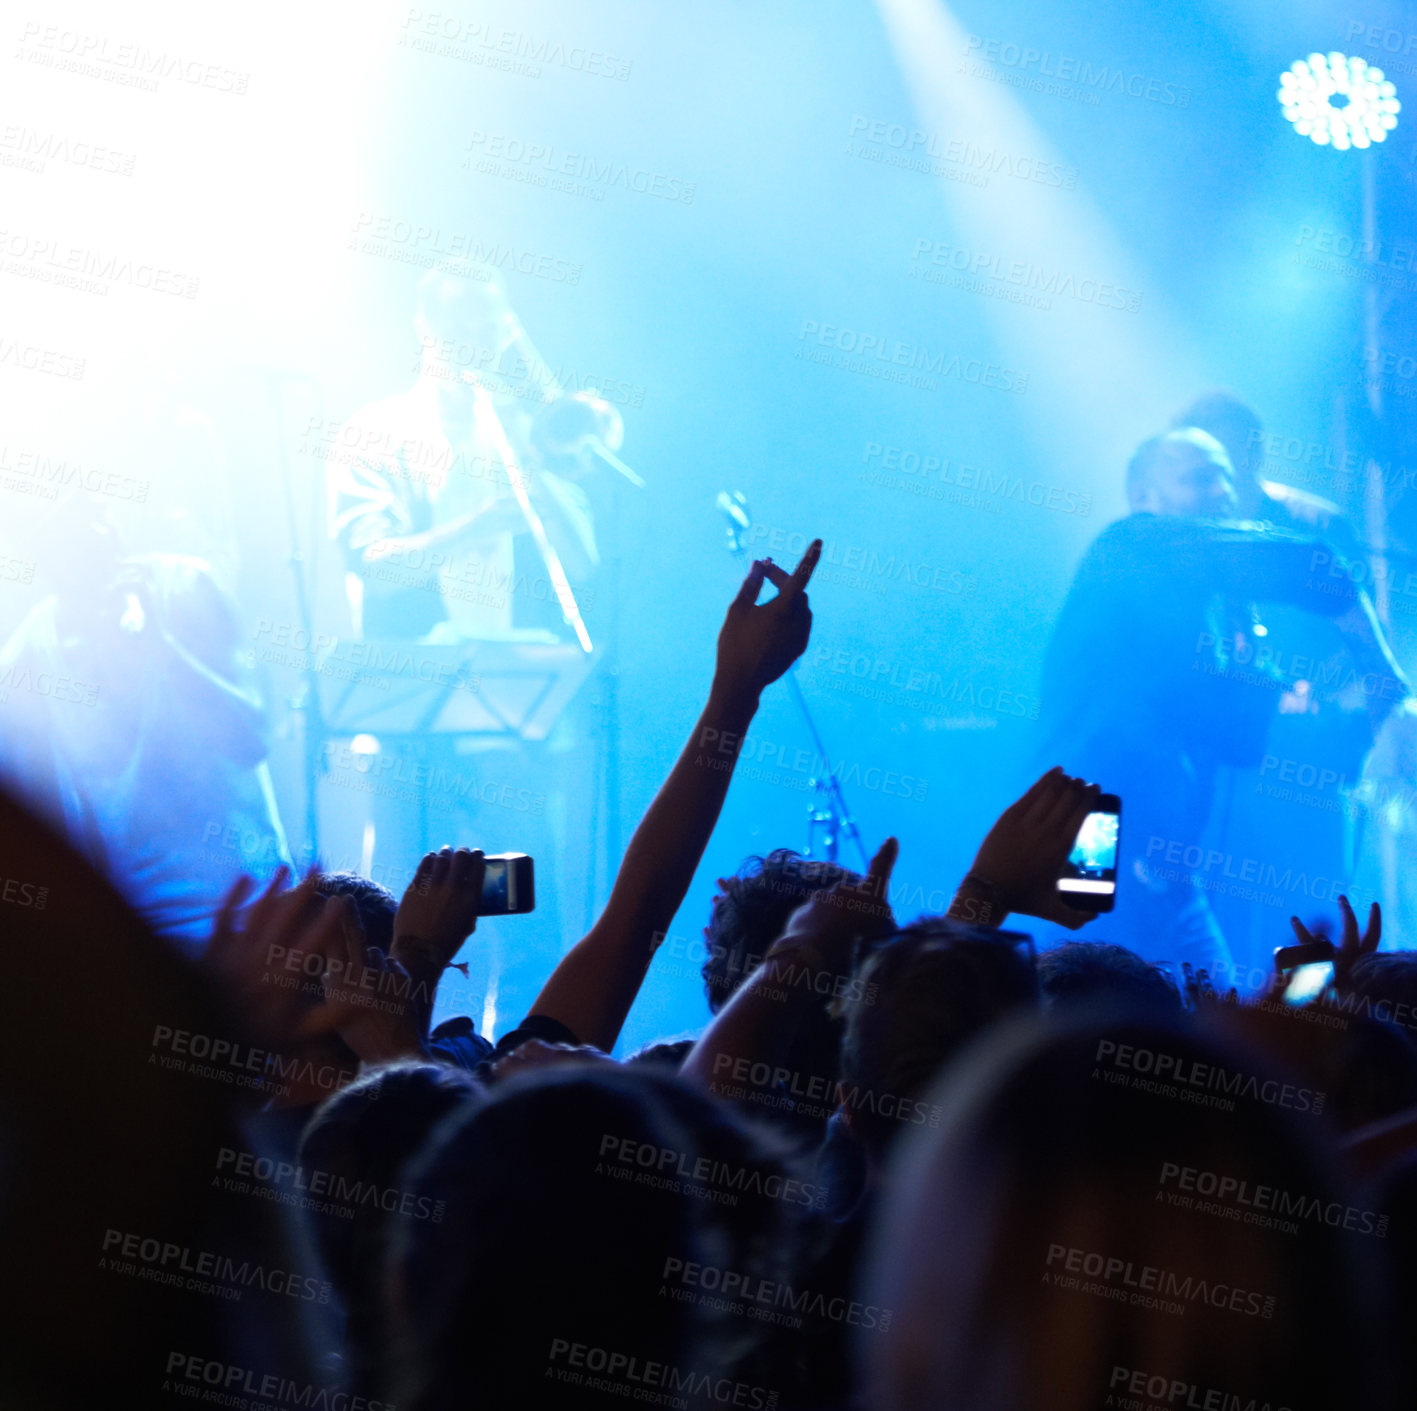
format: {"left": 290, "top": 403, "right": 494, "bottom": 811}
{"left": 716, "top": 490, "right": 750, "bottom": 530}
{"left": 716, "top": 491, "right": 751, "bottom": 555}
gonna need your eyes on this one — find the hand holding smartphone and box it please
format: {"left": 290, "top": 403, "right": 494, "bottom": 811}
{"left": 1056, "top": 794, "right": 1121, "bottom": 913}
{"left": 478, "top": 853, "right": 535, "bottom": 915}
{"left": 1273, "top": 938, "right": 1335, "bottom": 1006}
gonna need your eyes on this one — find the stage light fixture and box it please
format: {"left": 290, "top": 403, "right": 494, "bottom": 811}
{"left": 1278, "top": 52, "right": 1400, "bottom": 149}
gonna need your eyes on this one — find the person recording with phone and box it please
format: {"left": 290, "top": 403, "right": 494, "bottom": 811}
{"left": 1037, "top": 428, "right": 1408, "bottom": 976}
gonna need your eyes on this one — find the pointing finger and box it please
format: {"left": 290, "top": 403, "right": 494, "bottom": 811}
{"left": 865, "top": 836, "right": 899, "bottom": 899}
{"left": 787, "top": 539, "right": 823, "bottom": 594}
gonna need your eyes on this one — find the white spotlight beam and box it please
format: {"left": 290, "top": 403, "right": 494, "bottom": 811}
{"left": 874, "top": 0, "right": 1209, "bottom": 504}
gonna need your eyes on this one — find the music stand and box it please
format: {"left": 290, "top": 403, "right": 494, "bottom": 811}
{"left": 312, "top": 638, "right": 594, "bottom": 864}
{"left": 315, "top": 639, "right": 593, "bottom": 740}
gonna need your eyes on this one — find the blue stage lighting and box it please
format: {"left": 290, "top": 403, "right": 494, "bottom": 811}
{"left": 1278, "top": 52, "right": 1400, "bottom": 149}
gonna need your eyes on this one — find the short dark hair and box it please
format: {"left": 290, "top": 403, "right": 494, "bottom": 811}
{"left": 1172, "top": 389, "right": 1263, "bottom": 478}
{"left": 314, "top": 871, "right": 398, "bottom": 952}
{"left": 389, "top": 1066, "right": 807, "bottom": 1411}
{"left": 625, "top": 1038, "right": 696, "bottom": 1070}
{"left": 702, "top": 850, "right": 860, "bottom": 1012}
{"left": 299, "top": 1063, "right": 481, "bottom": 1401}
{"left": 1036, "top": 941, "right": 1182, "bottom": 1014}
{"left": 839, "top": 920, "right": 1038, "bottom": 1158}
{"left": 1341, "top": 952, "right": 1417, "bottom": 1017}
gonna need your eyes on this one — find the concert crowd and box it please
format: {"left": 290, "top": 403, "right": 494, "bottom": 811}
{"left": 11, "top": 420, "right": 1417, "bottom": 1411}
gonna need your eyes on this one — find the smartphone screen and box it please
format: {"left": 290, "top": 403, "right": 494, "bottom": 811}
{"left": 478, "top": 853, "right": 534, "bottom": 915}
{"left": 1283, "top": 960, "right": 1334, "bottom": 1006}
{"left": 482, "top": 856, "right": 511, "bottom": 913}
{"left": 1057, "top": 796, "right": 1121, "bottom": 912}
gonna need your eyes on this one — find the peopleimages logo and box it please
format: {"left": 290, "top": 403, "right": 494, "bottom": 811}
{"left": 1157, "top": 1161, "right": 1387, "bottom": 1238}
{"left": 806, "top": 645, "right": 1041, "bottom": 721}
{"left": 101, "top": 1229, "right": 331, "bottom": 1304}
{"left": 660, "top": 1256, "right": 893, "bottom": 1332}
{"left": 349, "top": 210, "right": 583, "bottom": 283}
{"left": 399, "top": 9, "right": 632, "bottom": 81}
{"left": 862, "top": 441, "right": 1093, "bottom": 516}
{"left": 1094, "top": 1037, "right": 1324, "bottom": 1116}
{"left": 596, "top": 1133, "right": 827, "bottom": 1209}
{"left": 0, "top": 227, "right": 200, "bottom": 298}
{"left": 0, "top": 333, "right": 85, "bottom": 379}
{"left": 214, "top": 1147, "right": 446, "bottom": 1224}
{"left": 709, "top": 1053, "right": 942, "bottom": 1128}
{"left": 1044, "top": 1243, "right": 1277, "bottom": 1319}
{"left": 962, "top": 35, "right": 1192, "bottom": 106}
{"left": 910, "top": 237, "right": 1143, "bottom": 312}
{"left": 546, "top": 1337, "right": 778, "bottom": 1408}
{"left": 464, "top": 130, "right": 695, "bottom": 204}
{"left": 847, "top": 115, "right": 1078, "bottom": 189}
{"left": 164, "top": 1354, "right": 395, "bottom": 1411}
{"left": 1109, "top": 1366, "right": 1291, "bottom": 1411}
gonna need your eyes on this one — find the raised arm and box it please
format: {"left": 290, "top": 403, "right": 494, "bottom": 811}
{"left": 524, "top": 540, "right": 822, "bottom": 1051}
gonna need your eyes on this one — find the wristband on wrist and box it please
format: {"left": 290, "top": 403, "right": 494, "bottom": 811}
{"left": 952, "top": 873, "right": 1006, "bottom": 925}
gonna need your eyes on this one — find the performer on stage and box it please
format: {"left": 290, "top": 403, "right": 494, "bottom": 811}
{"left": 0, "top": 498, "right": 292, "bottom": 949}
{"left": 1172, "top": 389, "right": 1355, "bottom": 544}
{"left": 327, "top": 264, "right": 611, "bottom": 643}
{"left": 323, "top": 265, "right": 626, "bottom": 1029}
{"left": 1039, "top": 427, "right": 1407, "bottom": 974}
{"left": 1171, "top": 391, "right": 1376, "bottom": 965}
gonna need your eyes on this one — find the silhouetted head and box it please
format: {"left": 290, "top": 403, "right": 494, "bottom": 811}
{"left": 414, "top": 264, "right": 516, "bottom": 369}
{"left": 702, "top": 850, "right": 860, "bottom": 1012}
{"left": 388, "top": 1064, "right": 809, "bottom": 1411}
{"left": 313, "top": 871, "right": 398, "bottom": 953}
{"left": 860, "top": 1013, "right": 1393, "bottom": 1411}
{"left": 1126, "top": 428, "right": 1237, "bottom": 518}
{"left": 1172, "top": 390, "right": 1264, "bottom": 502}
{"left": 839, "top": 920, "right": 1038, "bottom": 1166}
{"left": 1037, "top": 940, "right": 1182, "bottom": 1016}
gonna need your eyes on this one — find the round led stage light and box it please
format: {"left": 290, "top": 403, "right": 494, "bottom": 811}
{"left": 1278, "top": 51, "right": 1400, "bottom": 149}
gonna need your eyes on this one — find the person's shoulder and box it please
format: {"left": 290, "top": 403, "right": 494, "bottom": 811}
{"left": 1093, "top": 512, "right": 1267, "bottom": 553}
{"left": 1075, "top": 513, "right": 1171, "bottom": 564}
{"left": 429, "top": 1016, "right": 496, "bottom": 1072}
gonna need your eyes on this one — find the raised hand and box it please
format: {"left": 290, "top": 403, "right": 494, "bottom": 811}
{"left": 1296, "top": 895, "right": 1379, "bottom": 991}
{"left": 392, "top": 846, "right": 486, "bottom": 1039}
{"left": 714, "top": 540, "right": 821, "bottom": 702}
{"left": 769, "top": 836, "right": 899, "bottom": 972}
{"left": 205, "top": 867, "right": 343, "bottom": 1043}
{"left": 956, "top": 767, "right": 1100, "bottom": 929}
{"left": 202, "top": 867, "right": 363, "bottom": 1105}
{"left": 1182, "top": 962, "right": 1237, "bottom": 1011}
{"left": 315, "top": 903, "right": 427, "bottom": 1065}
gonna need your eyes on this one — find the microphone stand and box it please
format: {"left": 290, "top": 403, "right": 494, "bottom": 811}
{"left": 269, "top": 373, "right": 326, "bottom": 866}
{"left": 719, "top": 495, "right": 869, "bottom": 871}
